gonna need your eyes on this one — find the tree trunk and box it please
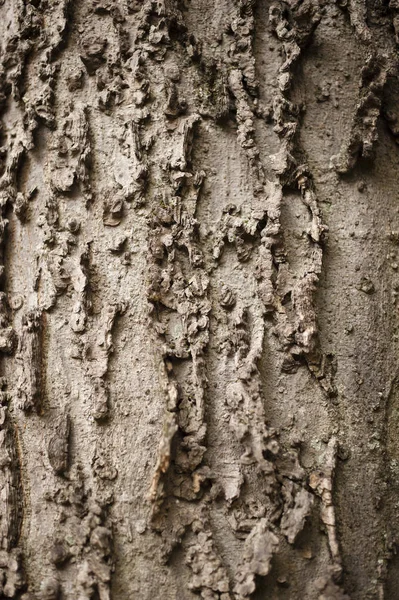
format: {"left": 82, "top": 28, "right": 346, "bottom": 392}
{"left": 0, "top": 0, "right": 398, "bottom": 598}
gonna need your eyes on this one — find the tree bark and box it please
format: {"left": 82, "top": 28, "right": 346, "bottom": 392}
{"left": 0, "top": 0, "right": 398, "bottom": 598}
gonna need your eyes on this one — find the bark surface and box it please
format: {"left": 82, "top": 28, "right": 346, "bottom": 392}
{"left": 0, "top": 1, "right": 398, "bottom": 599}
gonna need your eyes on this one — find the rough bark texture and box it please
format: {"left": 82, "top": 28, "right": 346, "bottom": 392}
{"left": 0, "top": 0, "right": 398, "bottom": 598}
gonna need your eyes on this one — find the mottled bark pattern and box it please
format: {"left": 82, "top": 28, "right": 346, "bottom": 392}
{"left": 0, "top": 0, "right": 398, "bottom": 598}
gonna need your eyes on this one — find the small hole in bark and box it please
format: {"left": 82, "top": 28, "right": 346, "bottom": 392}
{"left": 282, "top": 291, "right": 292, "bottom": 305}
{"left": 262, "top": 449, "right": 277, "bottom": 462}
{"left": 257, "top": 217, "right": 267, "bottom": 232}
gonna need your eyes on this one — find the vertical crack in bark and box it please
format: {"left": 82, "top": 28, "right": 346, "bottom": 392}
{"left": 331, "top": 54, "right": 389, "bottom": 174}
{"left": 0, "top": 382, "right": 25, "bottom": 598}
{"left": 267, "top": 0, "right": 336, "bottom": 391}
{"left": 147, "top": 112, "right": 211, "bottom": 515}
{"left": 16, "top": 308, "right": 44, "bottom": 414}
{"left": 265, "top": 5, "right": 352, "bottom": 594}
{"left": 332, "top": 0, "right": 399, "bottom": 175}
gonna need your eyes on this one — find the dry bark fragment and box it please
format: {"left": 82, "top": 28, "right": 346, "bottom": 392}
{"left": 233, "top": 519, "right": 279, "bottom": 598}
{"left": 310, "top": 437, "right": 342, "bottom": 567}
{"left": 17, "top": 309, "right": 44, "bottom": 413}
{"left": 47, "top": 414, "right": 71, "bottom": 476}
{"left": 280, "top": 480, "right": 314, "bottom": 544}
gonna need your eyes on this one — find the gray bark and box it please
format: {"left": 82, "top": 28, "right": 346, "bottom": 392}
{"left": 0, "top": 0, "right": 398, "bottom": 599}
